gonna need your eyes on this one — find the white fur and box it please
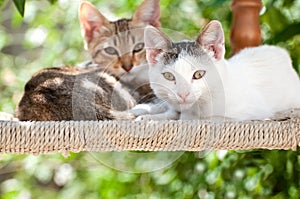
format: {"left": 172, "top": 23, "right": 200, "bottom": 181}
{"left": 219, "top": 45, "right": 300, "bottom": 120}
{"left": 142, "top": 21, "right": 300, "bottom": 121}
{"left": 149, "top": 45, "right": 300, "bottom": 120}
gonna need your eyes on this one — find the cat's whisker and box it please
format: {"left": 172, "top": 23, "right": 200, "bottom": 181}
{"left": 145, "top": 20, "right": 300, "bottom": 120}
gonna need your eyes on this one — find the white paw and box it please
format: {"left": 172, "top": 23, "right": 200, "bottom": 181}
{"left": 128, "top": 109, "right": 147, "bottom": 117}
{"left": 128, "top": 104, "right": 152, "bottom": 116}
{"left": 135, "top": 115, "right": 155, "bottom": 121}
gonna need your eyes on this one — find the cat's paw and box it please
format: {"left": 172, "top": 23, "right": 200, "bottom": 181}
{"left": 128, "top": 104, "right": 152, "bottom": 116}
{"left": 135, "top": 114, "right": 156, "bottom": 121}
{"left": 111, "top": 111, "right": 136, "bottom": 120}
{"left": 128, "top": 109, "right": 147, "bottom": 117}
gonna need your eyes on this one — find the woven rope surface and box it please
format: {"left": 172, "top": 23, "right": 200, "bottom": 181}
{"left": 1, "top": 117, "right": 300, "bottom": 155}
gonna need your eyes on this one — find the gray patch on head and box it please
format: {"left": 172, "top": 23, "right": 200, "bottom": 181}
{"left": 161, "top": 41, "right": 205, "bottom": 65}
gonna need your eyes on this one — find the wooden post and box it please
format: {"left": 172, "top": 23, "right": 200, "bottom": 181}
{"left": 230, "top": 0, "right": 263, "bottom": 55}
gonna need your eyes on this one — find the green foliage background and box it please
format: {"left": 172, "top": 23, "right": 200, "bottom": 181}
{"left": 0, "top": 0, "right": 300, "bottom": 198}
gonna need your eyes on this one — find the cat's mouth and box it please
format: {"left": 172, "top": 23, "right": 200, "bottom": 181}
{"left": 175, "top": 100, "right": 195, "bottom": 111}
{"left": 177, "top": 100, "right": 194, "bottom": 105}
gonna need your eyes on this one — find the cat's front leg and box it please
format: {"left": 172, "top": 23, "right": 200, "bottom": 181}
{"left": 135, "top": 108, "right": 179, "bottom": 121}
{"left": 128, "top": 99, "right": 168, "bottom": 116}
{"left": 180, "top": 112, "right": 198, "bottom": 120}
{"left": 179, "top": 103, "right": 202, "bottom": 120}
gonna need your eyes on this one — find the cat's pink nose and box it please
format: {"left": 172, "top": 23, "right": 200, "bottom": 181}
{"left": 122, "top": 64, "right": 133, "bottom": 72}
{"left": 178, "top": 92, "right": 190, "bottom": 101}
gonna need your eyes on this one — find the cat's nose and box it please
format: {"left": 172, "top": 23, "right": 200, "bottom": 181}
{"left": 178, "top": 92, "right": 190, "bottom": 101}
{"left": 122, "top": 64, "right": 133, "bottom": 72}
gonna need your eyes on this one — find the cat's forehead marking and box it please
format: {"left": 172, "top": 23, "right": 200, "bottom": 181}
{"left": 101, "top": 19, "right": 144, "bottom": 54}
{"left": 111, "top": 18, "right": 131, "bottom": 33}
{"left": 162, "top": 41, "right": 204, "bottom": 65}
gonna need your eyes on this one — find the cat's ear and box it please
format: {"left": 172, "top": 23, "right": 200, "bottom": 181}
{"left": 132, "top": 0, "right": 161, "bottom": 27}
{"left": 78, "top": 1, "right": 110, "bottom": 48}
{"left": 196, "top": 20, "right": 225, "bottom": 60}
{"left": 144, "top": 26, "right": 172, "bottom": 65}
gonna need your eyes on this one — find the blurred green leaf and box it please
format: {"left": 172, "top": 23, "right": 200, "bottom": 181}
{"left": 283, "top": 0, "right": 296, "bottom": 7}
{"left": 262, "top": 6, "right": 288, "bottom": 34}
{"left": 47, "top": 0, "right": 57, "bottom": 4}
{"left": 271, "top": 23, "right": 300, "bottom": 43}
{"left": 13, "top": 0, "right": 25, "bottom": 17}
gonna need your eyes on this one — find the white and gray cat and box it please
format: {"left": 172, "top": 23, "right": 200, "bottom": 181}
{"left": 133, "top": 20, "right": 300, "bottom": 120}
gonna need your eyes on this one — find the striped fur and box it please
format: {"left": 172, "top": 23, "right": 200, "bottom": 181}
{"left": 17, "top": 0, "right": 160, "bottom": 121}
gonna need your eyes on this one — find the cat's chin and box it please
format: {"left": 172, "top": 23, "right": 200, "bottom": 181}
{"left": 173, "top": 101, "right": 196, "bottom": 111}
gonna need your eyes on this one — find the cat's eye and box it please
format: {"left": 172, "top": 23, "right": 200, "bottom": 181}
{"left": 133, "top": 42, "right": 144, "bottom": 53}
{"left": 193, "top": 70, "right": 206, "bottom": 80}
{"left": 162, "top": 72, "right": 175, "bottom": 81}
{"left": 104, "top": 47, "right": 118, "bottom": 55}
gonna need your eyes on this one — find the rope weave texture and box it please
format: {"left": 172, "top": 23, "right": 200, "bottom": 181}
{"left": 1, "top": 118, "right": 299, "bottom": 155}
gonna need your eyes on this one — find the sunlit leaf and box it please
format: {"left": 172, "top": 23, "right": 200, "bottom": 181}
{"left": 13, "top": 0, "right": 25, "bottom": 17}
{"left": 262, "top": 6, "right": 288, "bottom": 34}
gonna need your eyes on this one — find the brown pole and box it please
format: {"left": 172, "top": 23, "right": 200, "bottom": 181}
{"left": 230, "top": 0, "right": 263, "bottom": 55}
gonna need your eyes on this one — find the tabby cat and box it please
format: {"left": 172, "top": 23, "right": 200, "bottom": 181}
{"left": 17, "top": 0, "right": 160, "bottom": 121}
